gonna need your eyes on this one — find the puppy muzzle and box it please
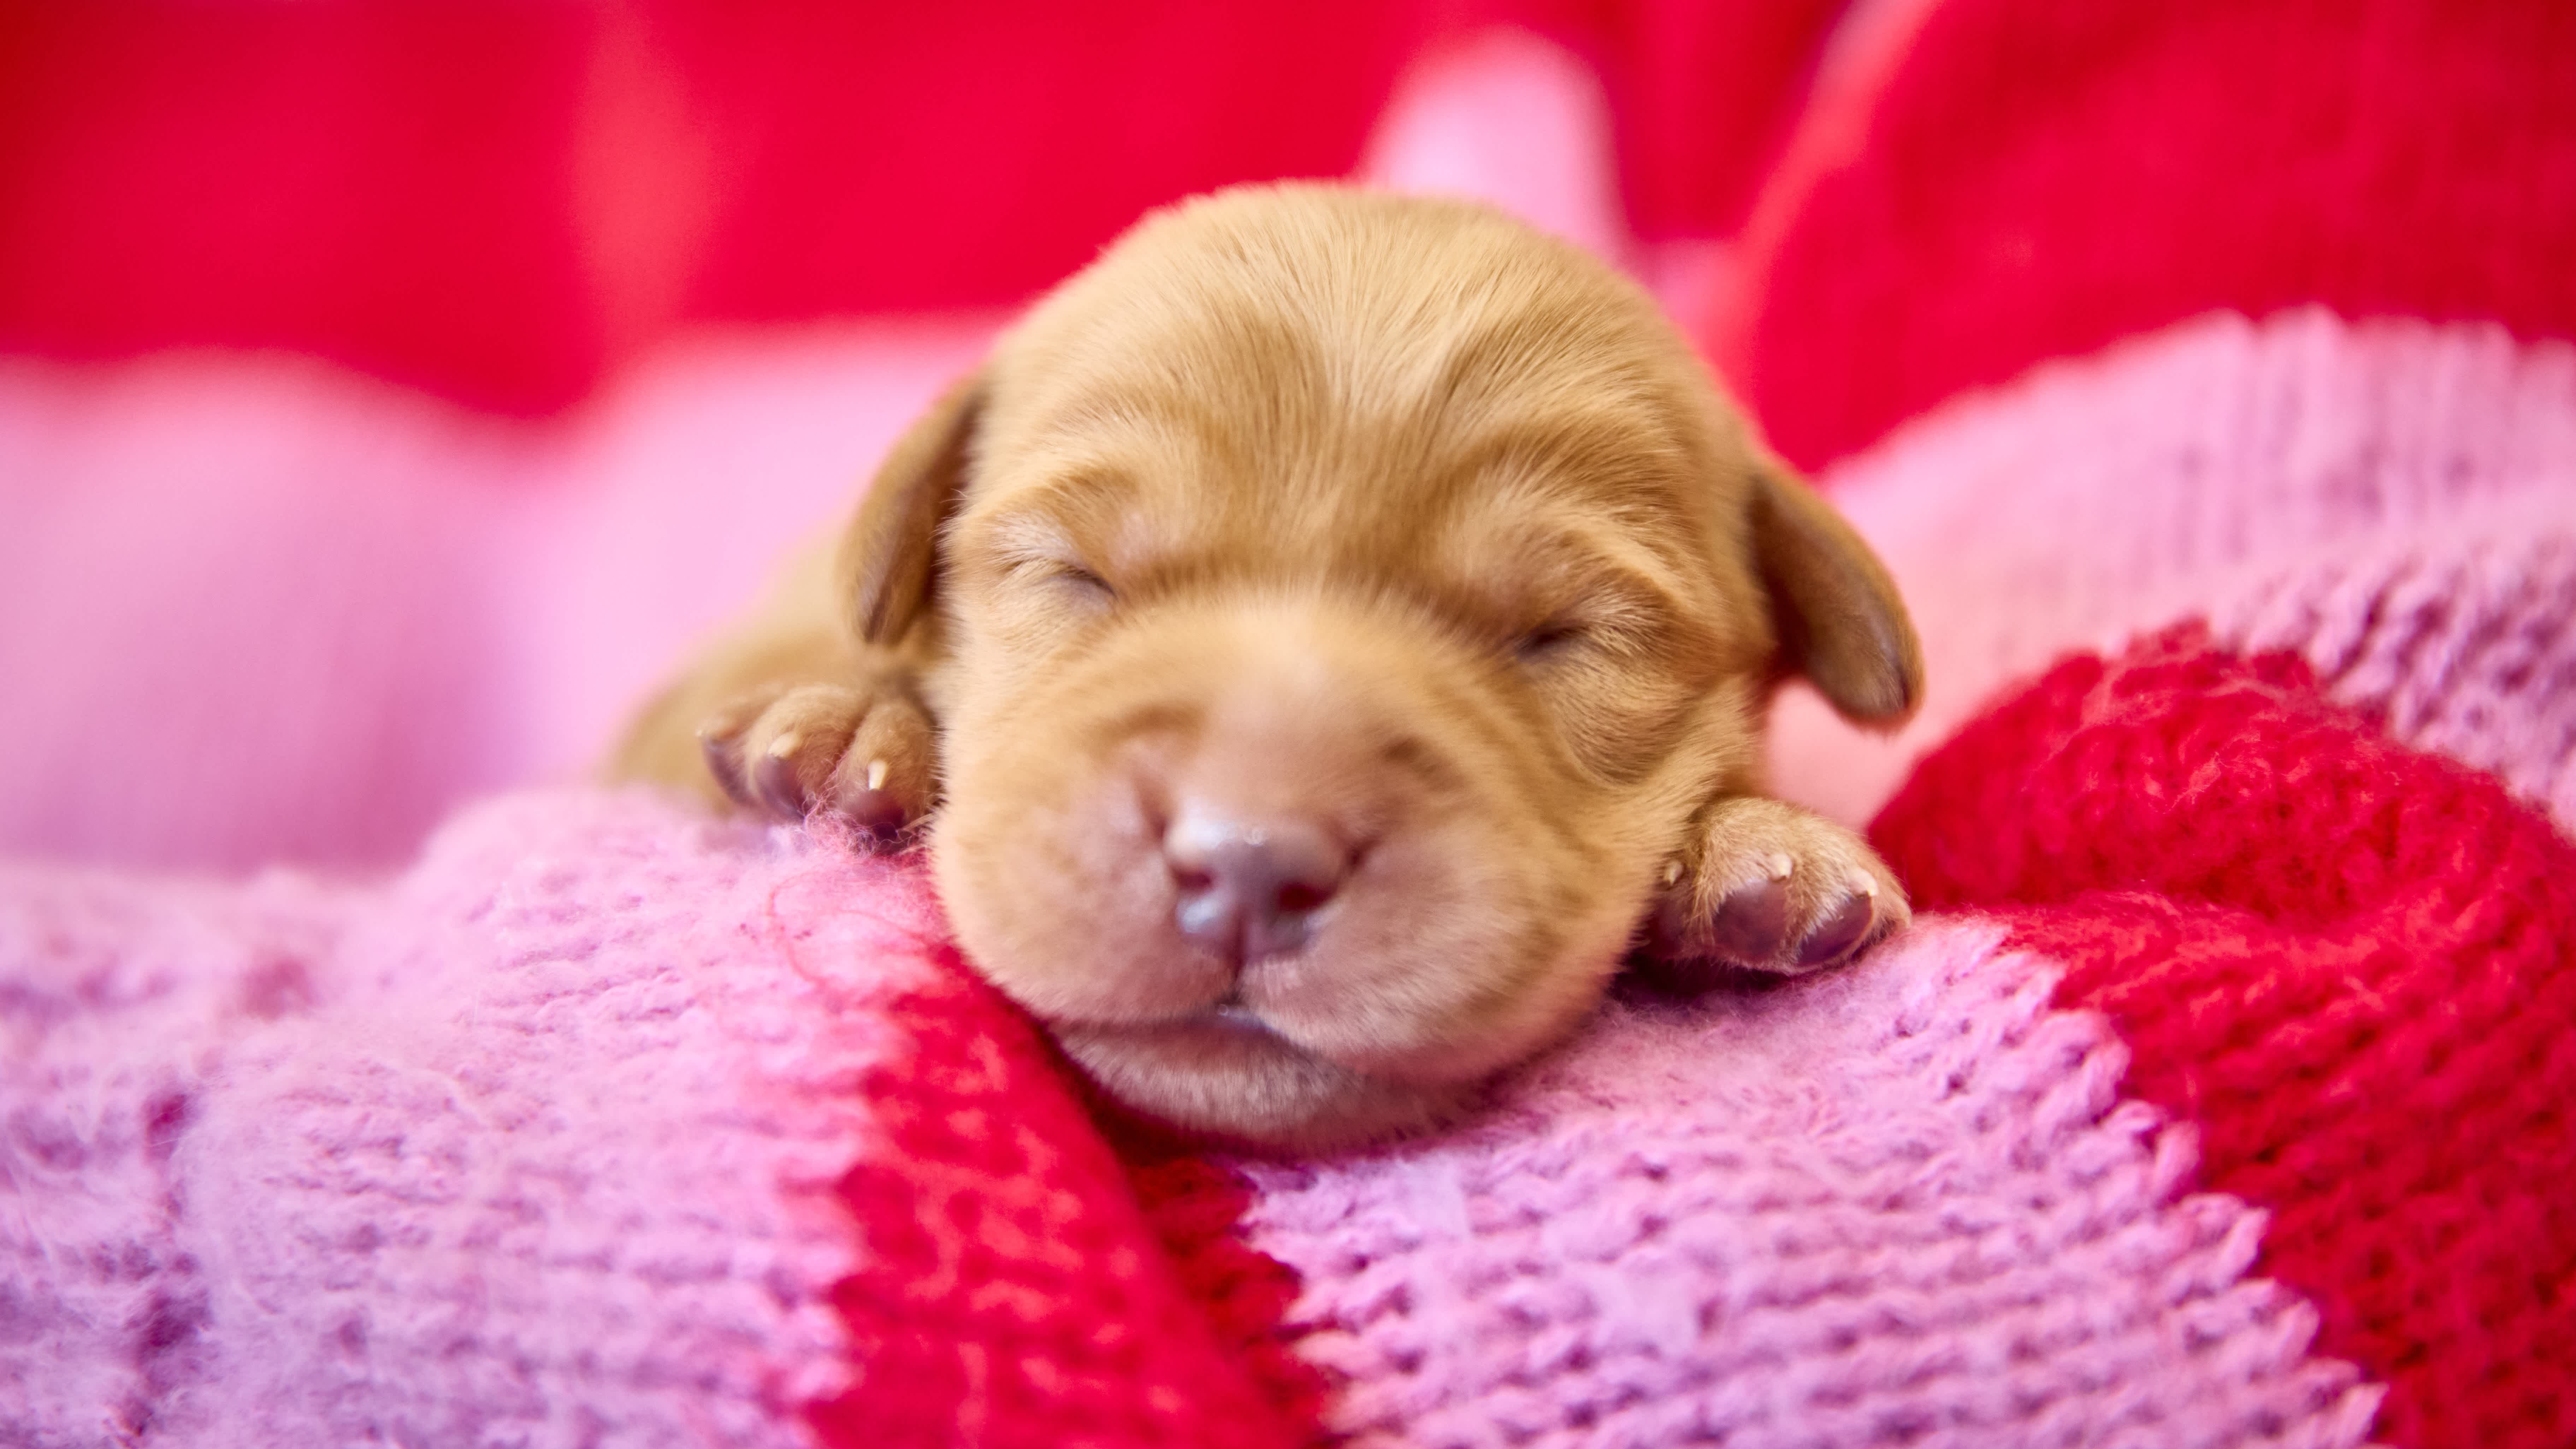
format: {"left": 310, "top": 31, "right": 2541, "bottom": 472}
{"left": 930, "top": 594, "right": 1640, "bottom": 1141}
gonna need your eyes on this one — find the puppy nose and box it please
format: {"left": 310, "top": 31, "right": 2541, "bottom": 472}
{"left": 1163, "top": 807, "right": 1350, "bottom": 963}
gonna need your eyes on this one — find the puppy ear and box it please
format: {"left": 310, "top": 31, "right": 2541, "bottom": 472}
{"left": 1747, "top": 460, "right": 1923, "bottom": 724}
{"left": 835, "top": 372, "right": 985, "bottom": 645}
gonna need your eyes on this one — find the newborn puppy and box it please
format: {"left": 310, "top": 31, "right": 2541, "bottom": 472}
{"left": 613, "top": 184, "right": 1922, "bottom": 1150}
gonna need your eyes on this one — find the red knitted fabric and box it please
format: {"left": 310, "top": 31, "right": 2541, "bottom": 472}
{"left": 810, "top": 943, "right": 1309, "bottom": 1449}
{"left": 1871, "top": 627, "right": 2576, "bottom": 1449}
{"left": 1126, "top": 1154, "right": 1334, "bottom": 1443}
{"left": 1712, "top": 0, "right": 2576, "bottom": 471}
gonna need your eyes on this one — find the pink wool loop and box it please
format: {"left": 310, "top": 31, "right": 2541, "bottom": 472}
{"left": 1769, "top": 308, "right": 2576, "bottom": 832}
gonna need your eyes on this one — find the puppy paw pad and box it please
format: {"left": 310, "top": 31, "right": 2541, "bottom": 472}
{"left": 1795, "top": 891, "right": 1877, "bottom": 968}
{"left": 752, "top": 737, "right": 813, "bottom": 819}
{"left": 1705, "top": 878, "right": 1792, "bottom": 961}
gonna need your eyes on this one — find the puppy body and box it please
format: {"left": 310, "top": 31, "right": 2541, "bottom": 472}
{"left": 615, "top": 185, "right": 1920, "bottom": 1150}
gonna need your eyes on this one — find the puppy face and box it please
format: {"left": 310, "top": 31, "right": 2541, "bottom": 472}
{"left": 843, "top": 187, "right": 1910, "bottom": 1148}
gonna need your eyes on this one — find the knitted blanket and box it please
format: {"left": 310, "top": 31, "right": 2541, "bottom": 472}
{"left": 2, "top": 313, "right": 2564, "bottom": 1449}
{"left": 0, "top": 798, "right": 1312, "bottom": 1447}
{"left": 18, "top": 306, "right": 2567, "bottom": 1449}
{"left": 11, "top": 3, "right": 2576, "bottom": 1447}
{"left": 0, "top": 777, "right": 2392, "bottom": 1449}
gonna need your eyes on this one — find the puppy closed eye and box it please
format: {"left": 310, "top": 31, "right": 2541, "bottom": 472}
{"left": 1514, "top": 620, "right": 1594, "bottom": 663}
{"left": 1014, "top": 557, "right": 1117, "bottom": 607}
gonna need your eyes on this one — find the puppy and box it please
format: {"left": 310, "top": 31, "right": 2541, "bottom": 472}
{"left": 613, "top": 184, "right": 1922, "bottom": 1151}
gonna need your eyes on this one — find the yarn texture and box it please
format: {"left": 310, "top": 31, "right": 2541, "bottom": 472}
{"left": 1877, "top": 633, "right": 2576, "bottom": 1449}
{"left": 0, "top": 796, "right": 1306, "bottom": 1449}
{"left": 1, "top": 792, "right": 2409, "bottom": 1448}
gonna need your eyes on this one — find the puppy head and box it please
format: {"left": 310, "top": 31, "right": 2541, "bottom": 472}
{"left": 845, "top": 186, "right": 1918, "bottom": 1150}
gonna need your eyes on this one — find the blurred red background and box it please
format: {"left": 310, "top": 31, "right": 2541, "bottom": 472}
{"left": 0, "top": 0, "right": 1841, "bottom": 414}
{"left": 1, "top": 0, "right": 2569, "bottom": 873}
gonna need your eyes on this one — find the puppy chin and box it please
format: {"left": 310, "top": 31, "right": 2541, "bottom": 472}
{"left": 1036, "top": 892, "right": 1636, "bottom": 1151}
{"left": 1051, "top": 1012, "right": 1479, "bottom": 1152}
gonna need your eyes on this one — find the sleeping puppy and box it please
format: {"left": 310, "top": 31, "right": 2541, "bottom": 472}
{"left": 613, "top": 184, "right": 1922, "bottom": 1151}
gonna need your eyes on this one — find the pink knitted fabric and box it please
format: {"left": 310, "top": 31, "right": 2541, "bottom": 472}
{"left": 4, "top": 789, "right": 2392, "bottom": 1447}
{"left": 1767, "top": 307, "right": 2576, "bottom": 831}
{"left": 0, "top": 792, "right": 1305, "bottom": 1448}
{"left": 1, "top": 796, "right": 897, "bottom": 1444}
{"left": 1231, "top": 922, "right": 2382, "bottom": 1448}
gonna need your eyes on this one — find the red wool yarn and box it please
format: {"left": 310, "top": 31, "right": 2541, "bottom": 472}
{"left": 813, "top": 945, "right": 1309, "bottom": 1449}
{"left": 1874, "top": 627, "right": 2576, "bottom": 1449}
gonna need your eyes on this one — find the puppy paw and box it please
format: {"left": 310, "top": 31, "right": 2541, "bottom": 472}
{"left": 696, "top": 680, "right": 937, "bottom": 844}
{"left": 1639, "top": 796, "right": 1908, "bottom": 984}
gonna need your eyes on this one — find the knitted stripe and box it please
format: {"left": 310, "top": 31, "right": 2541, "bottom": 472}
{"left": 1125, "top": 1153, "right": 1335, "bottom": 1441}
{"left": 1767, "top": 309, "right": 2576, "bottom": 833}
{"left": 811, "top": 927, "right": 1305, "bottom": 1449}
{"left": 0, "top": 792, "right": 1311, "bottom": 1449}
{"left": 1229, "top": 920, "right": 2383, "bottom": 1448}
{"left": 1873, "top": 630, "right": 2576, "bottom": 1449}
{"left": 2207, "top": 515, "right": 2576, "bottom": 831}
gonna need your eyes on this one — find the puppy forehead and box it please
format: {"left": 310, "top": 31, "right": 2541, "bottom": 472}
{"left": 973, "top": 390, "right": 1697, "bottom": 588}
{"left": 958, "top": 189, "right": 1744, "bottom": 582}
{"left": 976, "top": 332, "right": 1703, "bottom": 572}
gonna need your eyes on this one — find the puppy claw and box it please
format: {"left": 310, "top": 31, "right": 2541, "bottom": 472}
{"left": 1797, "top": 892, "right": 1877, "bottom": 968}
{"left": 865, "top": 758, "right": 890, "bottom": 792}
{"left": 1765, "top": 851, "right": 1794, "bottom": 882}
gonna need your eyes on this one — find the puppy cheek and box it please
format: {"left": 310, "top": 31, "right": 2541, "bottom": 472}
{"left": 930, "top": 747, "right": 1225, "bottom": 1023}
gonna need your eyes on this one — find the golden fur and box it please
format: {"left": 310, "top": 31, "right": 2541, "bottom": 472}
{"left": 613, "top": 184, "right": 1922, "bottom": 1150}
